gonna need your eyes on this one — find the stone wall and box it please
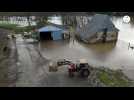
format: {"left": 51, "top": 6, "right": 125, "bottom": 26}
{"left": 82, "top": 32, "right": 118, "bottom": 44}
{"left": 0, "top": 28, "right": 9, "bottom": 59}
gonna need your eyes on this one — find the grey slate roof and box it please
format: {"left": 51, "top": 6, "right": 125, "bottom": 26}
{"left": 77, "top": 14, "right": 119, "bottom": 40}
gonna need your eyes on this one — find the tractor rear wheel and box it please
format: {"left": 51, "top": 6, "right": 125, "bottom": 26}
{"left": 80, "top": 69, "right": 90, "bottom": 78}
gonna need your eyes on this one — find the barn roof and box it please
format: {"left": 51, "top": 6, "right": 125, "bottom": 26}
{"left": 77, "top": 14, "right": 119, "bottom": 40}
{"left": 47, "top": 23, "right": 70, "bottom": 30}
{"left": 38, "top": 25, "right": 63, "bottom": 32}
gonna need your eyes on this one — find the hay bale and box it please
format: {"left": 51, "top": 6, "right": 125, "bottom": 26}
{"left": 49, "top": 61, "right": 58, "bottom": 72}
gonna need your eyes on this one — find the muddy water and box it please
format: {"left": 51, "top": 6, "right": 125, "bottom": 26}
{"left": 38, "top": 16, "right": 134, "bottom": 70}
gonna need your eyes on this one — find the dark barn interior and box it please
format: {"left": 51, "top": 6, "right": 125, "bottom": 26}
{"left": 40, "top": 32, "right": 53, "bottom": 40}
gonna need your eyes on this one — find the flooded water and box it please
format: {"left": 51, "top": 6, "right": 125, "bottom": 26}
{"left": 38, "top": 16, "right": 134, "bottom": 70}
{"left": 112, "top": 16, "right": 134, "bottom": 43}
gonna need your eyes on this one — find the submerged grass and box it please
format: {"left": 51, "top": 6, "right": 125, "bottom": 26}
{"left": 97, "top": 68, "right": 131, "bottom": 87}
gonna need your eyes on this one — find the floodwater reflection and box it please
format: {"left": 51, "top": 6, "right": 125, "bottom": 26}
{"left": 38, "top": 16, "right": 134, "bottom": 70}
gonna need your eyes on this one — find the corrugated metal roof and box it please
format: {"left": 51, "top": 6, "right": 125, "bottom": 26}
{"left": 38, "top": 25, "right": 63, "bottom": 32}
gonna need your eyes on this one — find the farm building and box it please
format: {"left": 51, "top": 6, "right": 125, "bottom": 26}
{"left": 38, "top": 24, "right": 70, "bottom": 41}
{"left": 76, "top": 14, "right": 119, "bottom": 43}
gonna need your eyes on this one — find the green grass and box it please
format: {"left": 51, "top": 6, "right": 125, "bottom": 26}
{"left": 0, "top": 23, "right": 18, "bottom": 30}
{"left": 0, "top": 23, "right": 36, "bottom": 33}
{"left": 98, "top": 69, "right": 131, "bottom": 87}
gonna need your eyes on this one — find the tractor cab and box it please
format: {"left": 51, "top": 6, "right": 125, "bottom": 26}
{"left": 76, "top": 59, "right": 89, "bottom": 69}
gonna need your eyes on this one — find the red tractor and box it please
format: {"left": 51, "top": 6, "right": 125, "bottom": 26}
{"left": 68, "top": 59, "right": 90, "bottom": 78}
{"left": 54, "top": 59, "right": 90, "bottom": 78}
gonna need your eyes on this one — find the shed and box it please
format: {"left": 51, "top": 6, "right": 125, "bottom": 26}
{"left": 76, "top": 14, "right": 119, "bottom": 43}
{"left": 38, "top": 25, "right": 64, "bottom": 40}
{"left": 47, "top": 23, "right": 70, "bottom": 35}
